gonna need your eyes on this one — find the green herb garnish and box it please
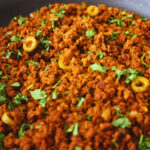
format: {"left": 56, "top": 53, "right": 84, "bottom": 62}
{"left": 138, "top": 134, "right": 150, "bottom": 150}
{"left": 52, "top": 80, "right": 61, "bottom": 89}
{"left": 18, "top": 16, "right": 27, "bottom": 26}
{"left": 11, "top": 35, "right": 21, "bottom": 42}
{"left": 11, "top": 82, "right": 20, "bottom": 87}
{"left": 75, "top": 146, "right": 82, "bottom": 150}
{"left": 91, "top": 63, "right": 107, "bottom": 74}
{"left": 0, "top": 133, "right": 6, "bottom": 148}
{"left": 43, "top": 67, "right": 51, "bottom": 72}
{"left": 14, "top": 93, "right": 28, "bottom": 105}
{"left": 0, "top": 82, "right": 7, "bottom": 103}
{"left": 86, "top": 115, "right": 92, "bottom": 121}
{"left": 18, "top": 124, "right": 33, "bottom": 138}
{"left": 26, "top": 84, "right": 34, "bottom": 90}
{"left": 107, "top": 32, "right": 118, "bottom": 42}
{"left": 67, "top": 123, "right": 79, "bottom": 136}
{"left": 56, "top": 8, "right": 66, "bottom": 18}
{"left": 76, "top": 97, "right": 85, "bottom": 108}
{"left": 141, "top": 16, "right": 148, "bottom": 21}
{"left": 87, "top": 51, "right": 93, "bottom": 55}
{"left": 52, "top": 89, "right": 60, "bottom": 100}
{"left": 141, "top": 53, "right": 149, "bottom": 67}
{"left": 112, "top": 138, "right": 119, "bottom": 148}
{"left": 86, "top": 29, "right": 96, "bottom": 38}
{"left": 96, "top": 51, "right": 103, "bottom": 60}
{"left": 30, "top": 89, "right": 47, "bottom": 100}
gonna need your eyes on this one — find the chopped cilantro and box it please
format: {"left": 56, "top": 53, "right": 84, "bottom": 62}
{"left": 51, "top": 60, "right": 57, "bottom": 64}
{"left": 114, "top": 107, "right": 124, "bottom": 117}
{"left": 14, "top": 93, "right": 28, "bottom": 105}
{"left": 6, "top": 64, "right": 11, "bottom": 71}
{"left": 108, "top": 17, "right": 124, "bottom": 27}
{"left": 75, "top": 146, "right": 82, "bottom": 150}
{"left": 65, "top": 90, "right": 70, "bottom": 95}
{"left": 107, "top": 32, "right": 118, "bottom": 42}
{"left": 26, "top": 60, "right": 39, "bottom": 68}
{"left": 91, "top": 63, "right": 107, "bottom": 74}
{"left": 10, "top": 35, "right": 21, "bottom": 42}
{"left": 30, "top": 89, "right": 47, "bottom": 100}
{"left": 18, "top": 16, "right": 26, "bottom": 26}
{"left": 5, "top": 51, "right": 14, "bottom": 59}
{"left": 7, "top": 101, "right": 15, "bottom": 110}
{"left": 13, "top": 16, "right": 18, "bottom": 20}
{"left": 86, "top": 29, "right": 96, "bottom": 37}
{"left": 26, "top": 84, "right": 34, "bottom": 90}
{"left": 87, "top": 51, "right": 93, "bottom": 55}
{"left": 30, "top": 89, "right": 48, "bottom": 107}
{"left": 112, "top": 66, "right": 127, "bottom": 80}
{"left": 56, "top": 8, "right": 66, "bottom": 18}
{"left": 141, "top": 53, "right": 149, "bottom": 67}
{"left": 112, "top": 138, "right": 119, "bottom": 148}
{"left": 0, "top": 71, "right": 3, "bottom": 76}
{"left": 6, "top": 31, "right": 12, "bottom": 35}
{"left": 52, "top": 89, "right": 60, "bottom": 100}
{"left": 141, "top": 16, "right": 148, "bottom": 21}
{"left": 51, "top": 9, "right": 56, "bottom": 14}
{"left": 11, "top": 82, "right": 20, "bottom": 87}
{"left": 40, "top": 36, "right": 51, "bottom": 54}
{"left": 0, "top": 82, "right": 7, "bottom": 103}
{"left": 16, "top": 50, "right": 22, "bottom": 59}
{"left": 41, "top": 19, "right": 47, "bottom": 27}
{"left": 111, "top": 117, "right": 131, "bottom": 129}
{"left": 125, "top": 69, "right": 144, "bottom": 84}
{"left": 0, "top": 133, "right": 6, "bottom": 148}
{"left": 52, "top": 80, "right": 61, "bottom": 89}
{"left": 67, "top": 123, "right": 79, "bottom": 136}
{"left": 36, "top": 30, "right": 42, "bottom": 36}
{"left": 39, "top": 97, "right": 49, "bottom": 107}
{"left": 112, "top": 66, "right": 143, "bottom": 84}
{"left": 124, "top": 31, "right": 130, "bottom": 35}
{"left": 50, "top": 18, "right": 58, "bottom": 32}
{"left": 18, "top": 123, "right": 33, "bottom": 138}
{"left": 43, "top": 67, "right": 51, "bottom": 72}
{"left": 138, "top": 134, "right": 150, "bottom": 150}
{"left": 1, "top": 76, "right": 10, "bottom": 79}
{"left": 76, "top": 97, "right": 85, "bottom": 108}
{"left": 86, "top": 115, "right": 92, "bottom": 121}
{"left": 96, "top": 51, "right": 103, "bottom": 60}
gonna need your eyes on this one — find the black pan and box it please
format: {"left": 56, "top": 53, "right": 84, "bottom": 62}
{"left": 0, "top": 0, "right": 150, "bottom": 27}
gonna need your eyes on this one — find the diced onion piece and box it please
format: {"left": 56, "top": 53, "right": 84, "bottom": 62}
{"left": 101, "top": 108, "right": 111, "bottom": 121}
{"left": 1, "top": 112, "right": 15, "bottom": 126}
{"left": 87, "top": 5, "right": 99, "bottom": 17}
{"left": 23, "top": 36, "right": 38, "bottom": 52}
{"left": 58, "top": 55, "right": 71, "bottom": 70}
{"left": 131, "top": 76, "right": 149, "bottom": 92}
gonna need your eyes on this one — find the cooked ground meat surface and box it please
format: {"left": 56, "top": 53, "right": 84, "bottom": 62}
{"left": 0, "top": 3, "right": 150, "bottom": 150}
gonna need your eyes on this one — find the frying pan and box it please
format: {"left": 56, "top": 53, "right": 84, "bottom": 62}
{"left": 0, "top": 0, "right": 150, "bottom": 27}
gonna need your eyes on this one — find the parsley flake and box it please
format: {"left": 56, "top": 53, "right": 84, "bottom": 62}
{"left": 67, "top": 122, "right": 79, "bottom": 136}
{"left": 76, "top": 97, "right": 85, "bottom": 108}
{"left": 18, "top": 124, "right": 33, "bottom": 138}
{"left": 91, "top": 63, "right": 107, "bottom": 74}
{"left": 138, "top": 134, "right": 150, "bottom": 150}
{"left": 86, "top": 29, "right": 96, "bottom": 37}
{"left": 30, "top": 89, "right": 47, "bottom": 100}
{"left": 11, "top": 82, "right": 20, "bottom": 87}
{"left": 52, "top": 80, "right": 61, "bottom": 89}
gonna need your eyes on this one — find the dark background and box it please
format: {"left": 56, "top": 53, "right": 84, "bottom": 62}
{"left": 0, "top": 0, "right": 150, "bottom": 27}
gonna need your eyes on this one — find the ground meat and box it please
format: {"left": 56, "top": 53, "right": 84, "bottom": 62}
{"left": 0, "top": 2, "right": 150, "bottom": 150}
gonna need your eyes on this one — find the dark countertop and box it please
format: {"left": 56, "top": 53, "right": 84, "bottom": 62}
{"left": 0, "top": 0, "right": 150, "bottom": 27}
